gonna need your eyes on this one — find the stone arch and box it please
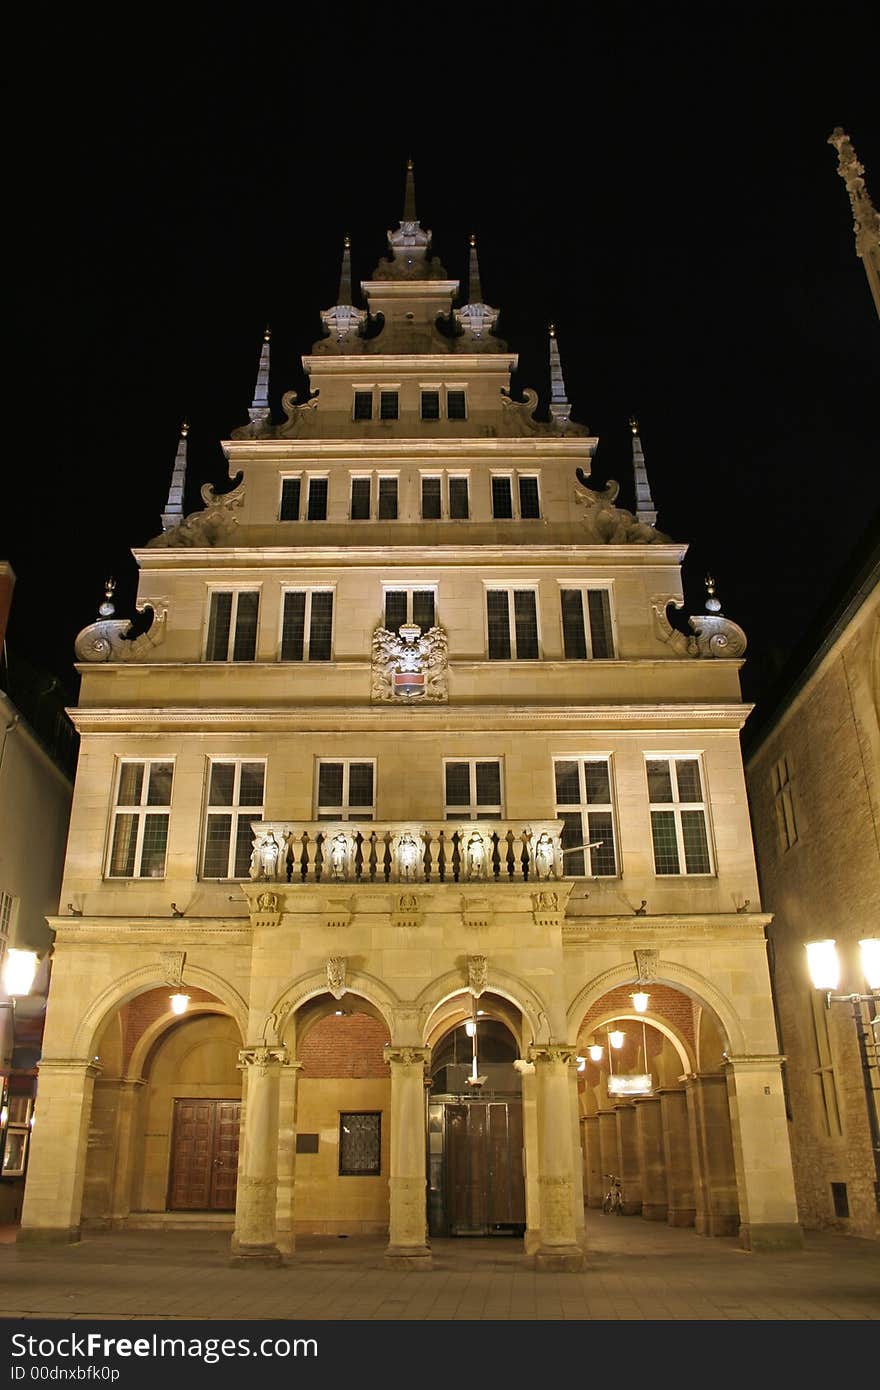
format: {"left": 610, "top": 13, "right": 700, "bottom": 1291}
{"left": 566, "top": 960, "right": 746, "bottom": 1056}
{"left": 270, "top": 967, "right": 400, "bottom": 1050}
{"left": 127, "top": 1002, "right": 242, "bottom": 1081}
{"left": 73, "top": 965, "right": 249, "bottom": 1060}
{"left": 580, "top": 1010, "right": 694, "bottom": 1074}
{"left": 417, "top": 968, "right": 552, "bottom": 1047}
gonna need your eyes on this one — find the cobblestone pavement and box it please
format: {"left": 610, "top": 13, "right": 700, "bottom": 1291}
{"left": 0, "top": 1211, "right": 877, "bottom": 1321}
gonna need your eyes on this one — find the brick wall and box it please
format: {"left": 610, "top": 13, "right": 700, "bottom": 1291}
{"left": 119, "top": 986, "right": 218, "bottom": 1069}
{"left": 299, "top": 1013, "right": 390, "bottom": 1078}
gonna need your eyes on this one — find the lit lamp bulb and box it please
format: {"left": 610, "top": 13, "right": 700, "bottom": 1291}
{"left": 588, "top": 1043, "right": 604, "bottom": 1063}
{"left": 3, "top": 950, "right": 39, "bottom": 997}
{"left": 576, "top": 1056, "right": 586, "bottom": 1072}
{"left": 465, "top": 1019, "right": 477, "bottom": 1038}
{"left": 859, "top": 939, "right": 880, "bottom": 991}
{"left": 805, "top": 940, "right": 839, "bottom": 991}
{"left": 631, "top": 991, "right": 650, "bottom": 1014}
{"left": 169, "top": 993, "right": 190, "bottom": 1016}
{"left": 609, "top": 1029, "right": 625, "bottom": 1050}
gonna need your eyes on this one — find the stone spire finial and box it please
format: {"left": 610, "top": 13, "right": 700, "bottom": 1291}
{"left": 161, "top": 422, "right": 188, "bottom": 531}
{"left": 629, "top": 416, "right": 657, "bottom": 527}
{"left": 453, "top": 236, "right": 500, "bottom": 345}
{"left": 467, "top": 234, "right": 483, "bottom": 303}
{"left": 403, "top": 158, "right": 417, "bottom": 221}
{"left": 319, "top": 238, "right": 365, "bottom": 347}
{"left": 247, "top": 327, "right": 272, "bottom": 428}
{"left": 704, "top": 574, "right": 722, "bottom": 612}
{"left": 377, "top": 159, "right": 446, "bottom": 279}
{"left": 338, "top": 235, "right": 353, "bottom": 306}
{"left": 549, "top": 324, "right": 571, "bottom": 426}
{"left": 828, "top": 128, "right": 880, "bottom": 317}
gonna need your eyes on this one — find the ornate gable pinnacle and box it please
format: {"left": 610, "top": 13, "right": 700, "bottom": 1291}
{"left": 317, "top": 236, "right": 365, "bottom": 351}
{"left": 230, "top": 328, "right": 272, "bottom": 438}
{"left": 630, "top": 416, "right": 658, "bottom": 528}
{"left": 453, "top": 234, "right": 501, "bottom": 347}
{"left": 161, "top": 422, "right": 188, "bottom": 530}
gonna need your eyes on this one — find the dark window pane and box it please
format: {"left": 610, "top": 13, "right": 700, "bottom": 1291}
{"left": 234, "top": 816, "right": 256, "bottom": 878}
{"left": 518, "top": 475, "right": 540, "bottom": 518}
{"left": 309, "top": 591, "right": 333, "bottom": 661}
{"left": 647, "top": 760, "right": 673, "bottom": 803}
{"left": 354, "top": 391, "right": 373, "bottom": 420}
{"left": 447, "top": 390, "right": 467, "bottom": 420}
{"left": 140, "top": 814, "right": 169, "bottom": 877}
{"left": 117, "top": 763, "right": 144, "bottom": 806}
{"left": 339, "top": 1112, "right": 381, "bottom": 1175}
{"left": 232, "top": 591, "right": 259, "bottom": 662}
{"left": 147, "top": 763, "right": 173, "bottom": 806}
{"left": 412, "top": 590, "right": 435, "bottom": 633}
{"left": 238, "top": 764, "right": 265, "bottom": 806}
{"left": 206, "top": 591, "right": 232, "bottom": 660}
{"left": 587, "top": 811, "right": 616, "bottom": 876}
{"left": 109, "top": 814, "right": 138, "bottom": 876}
{"left": 209, "top": 763, "right": 235, "bottom": 806}
{"left": 445, "top": 762, "right": 471, "bottom": 808}
{"left": 421, "top": 390, "right": 440, "bottom": 420}
{"left": 487, "top": 590, "right": 511, "bottom": 659}
{"left": 651, "top": 810, "right": 680, "bottom": 874}
{"left": 475, "top": 761, "right": 501, "bottom": 807}
{"left": 350, "top": 477, "right": 371, "bottom": 520}
{"left": 554, "top": 761, "right": 580, "bottom": 805}
{"left": 379, "top": 391, "right": 398, "bottom": 420}
{"left": 681, "top": 811, "right": 711, "bottom": 873}
{"left": 280, "top": 477, "right": 301, "bottom": 520}
{"left": 203, "top": 813, "right": 232, "bottom": 877}
{"left": 449, "top": 476, "right": 469, "bottom": 519}
{"left": 421, "top": 476, "right": 442, "bottom": 519}
{"left": 492, "top": 476, "right": 513, "bottom": 519}
{"left": 513, "top": 591, "right": 538, "bottom": 658}
{"left": 348, "top": 763, "right": 374, "bottom": 808}
{"left": 307, "top": 477, "right": 328, "bottom": 520}
{"left": 584, "top": 762, "right": 611, "bottom": 804}
{"left": 561, "top": 589, "right": 587, "bottom": 659}
{"left": 559, "top": 811, "right": 585, "bottom": 877}
{"left": 587, "top": 589, "right": 614, "bottom": 658}
{"left": 318, "top": 762, "right": 343, "bottom": 809}
{"left": 676, "top": 760, "right": 703, "bottom": 803}
{"left": 281, "top": 591, "right": 306, "bottom": 661}
{"left": 378, "top": 477, "right": 398, "bottom": 519}
{"left": 384, "top": 591, "right": 408, "bottom": 632}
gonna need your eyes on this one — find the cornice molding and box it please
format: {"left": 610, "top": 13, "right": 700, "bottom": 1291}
{"left": 132, "top": 542, "right": 686, "bottom": 567}
{"left": 562, "top": 912, "right": 772, "bottom": 938}
{"left": 301, "top": 353, "right": 517, "bottom": 374}
{"left": 219, "top": 437, "right": 599, "bottom": 460}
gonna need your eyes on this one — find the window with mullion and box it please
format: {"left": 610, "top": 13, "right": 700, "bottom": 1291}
{"left": 316, "top": 760, "right": 375, "bottom": 821}
{"left": 554, "top": 758, "right": 617, "bottom": 876}
{"left": 279, "top": 476, "right": 302, "bottom": 521}
{"left": 444, "top": 759, "right": 502, "bottom": 819}
{"left": 487, "top": 588, "right": 539, "bottom": 659}
{"left": 560, "top": 587, "right": 615, "bottom": 659}
{"left": 108, "top": 760, "right": 173, "bottom": 878}
{"left": 647, "top": 756, "right": 712, "bottom": 875}
{"left": 384, "top": 588, "right": 436, "bottom": 634}
{"left": 421, "top": 476, "right": 442, "bottom": 519}
{"left": 207, "top": 590, "right": 260, "bottom": 662}
{"left": 202, "top": 760, "right": 265, "bottom": 879}
{"left": 281, "top": 590, "right": 333, "bottom": 661}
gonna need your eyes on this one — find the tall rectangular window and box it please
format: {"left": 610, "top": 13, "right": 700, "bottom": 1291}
{"left": 202, "top": 761, "right": 265, "bottom": 879}
{"left": 350, "top": 477, "right": 371, "bottom": 520}
{"left": 421, "top": 476, "right": 442, "bottom": 519}
{"left": 378, "top": 476, "right": 398, "bottom": 520}
{"left": 772, "top": 756, "right": 798, "bottom": 851}
{"left": 444, "top": 759, "right": 502, "bottom": 819}
{"left": 281, "top": 590, "right": 333, "bottom": 661}
{"left": 384, "top": 588, "right": 436, "bottom": 633}
{"left": 647, "top": 757, "right": 712, "bottom": 875}
{"left": 279, "top": 477, "right": 301, "bottom": 521}
{"left": 809, "top": 990, "right": 843, "bottom": 1137}
{"left": 353, "top": 391, "right": 373, "bottom": 421}
{"left": 306, "top": 477, "right": 328, "bottom": 520}
{"left": 491, "top": 476, "right": 514, "bottom": 519}
{"left": 560, "top": 588, "right": 615, "bottom": 659}
{"left": 421, "top": 390, "right": 441, "bottom": 420}
{"left": 316, "top": 761, "right": 375, "bottom": 820}
{"left": 518, "top": 475, "right": 540, "bottom": 519}
{"left": 206, "top": 591, "right": 259, "bottom": 662}
{"left": 379, "top": 391, "right": 399, "bottom": 420}
{"left": 447, "top": 390, "right": 467, "bottom": 420}
{"left": 339, "top": 1112, "right": 381, "bottom": 1176}
{"left": 554, "top": 759, "right": 618, "bottom": 876}
{"left": 486, "top": 588, "right": 539, "bottom": 659}
{"left": 449, "top": 476, "right": 469, "bottom": 519}
{"left": 108, "top": 760, "right": 173, "bottom": 878}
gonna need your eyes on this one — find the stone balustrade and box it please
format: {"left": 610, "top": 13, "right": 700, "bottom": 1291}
{"left": 247, "top": 820, "right": 566, "bottom": 885}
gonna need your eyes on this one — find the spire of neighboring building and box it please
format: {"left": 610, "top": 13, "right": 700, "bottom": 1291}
{"left": 320, "top": 237, "right": 365, "bottom": 347}
{"left": 549, "top": 324, "right": 570, "bottom": 425}
{"left": 161, "top": 422, "right": 188, "bottom": 531}
{"left": 629, "top": 416, "right": 657, "bottom": 527}
{"left": 828, "top": 128, "right": 880, "bottom": 318}
{"left": 403, "top": 157, "right": 417, "bottom": 221}
{"left": 454, "top": 234, "right": 500, "bottom": 345}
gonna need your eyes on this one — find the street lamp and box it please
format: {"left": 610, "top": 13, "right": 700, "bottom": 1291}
{"left": 0, "top": 948, "right": 40, "bottom": 1177}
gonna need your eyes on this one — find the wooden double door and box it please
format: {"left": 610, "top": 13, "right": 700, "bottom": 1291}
{"left": 444, "top": 1100, "right": 525, "bottom": 1235}
{"left": 168, "top": 1099, "right": 241, "bottom": 1211}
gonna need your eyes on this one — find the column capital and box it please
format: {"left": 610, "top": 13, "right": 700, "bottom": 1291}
{"left": 528, "top": 1043, "right": 579, "bottom": 1067}
{"left": 238, "top": 1046, "right": 289, "bottom": 1072}
{"left": 37, "top": 1057, "right": 103, "bottom": 1079}
{"left": 384, "top": 1044, "right": 431, "bottom": 1068}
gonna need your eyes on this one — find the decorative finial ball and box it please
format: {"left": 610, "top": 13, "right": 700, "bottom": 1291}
{"left": 469, "top": 233, "right": 476, "bottom": 248}
{"left": 629, "top": 415, "right": 639, "bottom": 434}
{"left": 181, "top": 421, "right": 189, "bottom": 437}
{"left": 263, "top": 325, "right": 271, "bottom": 341}
{"left": 406, "top": 158, "right": 413, "bottom": 171}
{"left": 705, "top": 574, "right": 722, "bottom": 613}
{"left": 549, "top": 322, "right": 556, "bottom": 338}
{"left": 99, "top": 576, "right": 116, "bottom": 617}
{"left": 343, "top": 235, "right": 351, "bottom": 249}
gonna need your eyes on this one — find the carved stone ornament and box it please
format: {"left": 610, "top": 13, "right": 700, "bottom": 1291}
{"left": 318, "top": 302, "right": 366, "bottom": 347}
{"left": 256, "top": 890, "right": 278, "bottom": 913}
{"left": 528, "top": 828, "right": 561, "bottom": 881}
{"left": 326, "top": 956, "right": 347, "bottom": 1000}
{"left": 147, "top": 477, "right": 246, "bottom": 548}
{"left": 323, "top": 830, "right": 357, "bottom": 882}
{"left": 371, "top": 623, "right": 448, "bottom": 702}
{"left": 467, "top": 955, "right": 488, "bottom": 997}
{"left": 531, "top": 890, "right": 561, "bottom": 928}
{"left": 828, "top": 128, "right": 880, "bottom": 257}
{"left": 652, "top": 597, "right": 747, "bottom": 659}
{"left": 238, "top": 1046, "right": 288, "bottom": 1075}
{"left": 461, "top": 827, "right": 490, "bottom": 881}
{"left": 261, "top": 1001, "right": 291, "bottom": 1045}
{"left": 383, "top": 1045, "right": 431, "bottom": 1068}
{"left": 453, "top": 299, "right": 500, "bottom": 344}
{"left": 462, "top": 897, "right": 493, "bottom": 930}
{"left": 391, "top": 892, "right": 422, "bottom": 929}
{"left": 75, "top": 605, "right": 167, "bottom": 663}
{"left": 574, "top": 475, "right": 670, "bottom": 544}
{"left": 634, "top": 948, "right": 659, "bottom": 985}
{"left": 249, "top": 828, "right": 290, "bottom": 882}
{"left": 528, "top": 1043, "right": 580, "bottom": 1067}
{"left": 159, "top": 950, "right": 186, "bottom": 989}
{"left": 392, "top": 829, "right": 424, "bottom": 882}
{"left": 500, "top": 387, "right": 590, "bottom": 438}
{"left": 321, "top": 899, "right": 353, "bottom": 931}
{"left": 275, "top": 389, "right": 321, "bottom": 439}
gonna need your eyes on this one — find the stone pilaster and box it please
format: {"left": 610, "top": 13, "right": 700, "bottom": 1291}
{"left": 384, "top": 1045, "right": 432, "bottom": 1267}
{"left": 596, "top": 1108, "right": 621, "bottom": 1191}
{"left": 108, "top": 1078, "right": 146, "bottom": 1224}
{"left": 275, "top": 1061, "right": 303, "bottom": 1255}
{"left": 725, "top": 1055, "right": 804, "bottom": 1251}
{"left": 528, "top": 1044, "right": 585, "bottom": 1270}
{"left": 633, "top": 1095, "right": 667, "bottom": 1221}
{"left": 19, "top": 1059, "right": 102, "bottom": 1243}
{"left": 231, "top": 1046, "right": 288, "bottom": 1266}
{"left": 568, "top": 1065, "right": 586, "bottom": 1243}
{"left": 658, "top": 1086, "right": 695, "bottom": 1227}
{"left": 614, "top": 1102, "right": 642, "bottom": 1215}
{"left": 581, "top": 1114, "right": 603, "bottom": 1208}
{"left": 685, "top": 1072, "right": 740, "bottom": 1237}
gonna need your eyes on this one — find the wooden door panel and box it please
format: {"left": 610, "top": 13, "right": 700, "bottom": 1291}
{"left": 169, "top": 1099, "right": 241, "bottom": 1212}
{"left": 210, "top": 1101, "right": 241, "bottom": 1210}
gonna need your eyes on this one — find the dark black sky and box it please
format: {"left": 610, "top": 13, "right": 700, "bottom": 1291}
{"left": 5, "top": 6, "right": 879, "bottom": 708}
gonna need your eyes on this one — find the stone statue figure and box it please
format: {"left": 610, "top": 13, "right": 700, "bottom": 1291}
{"left": 329, "top": 833, "right": 349, "bottom": 880}
{"left": 465, "top": 831, "right": 485, "bottom": 879}
{"left": 398, "top": 832, "right": 420, "bottom": 881}
{"left": 250, "top": 831, "right": 284, "bottom": 881}
{"left": 533, "top": 832, "right": 555, "bottom": 880}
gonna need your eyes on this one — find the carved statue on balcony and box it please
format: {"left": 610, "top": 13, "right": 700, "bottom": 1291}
{"left": 532, "top": 831, "right": 557, "bottom": 881}
{"left": 327, "top": 832, "right": 351, "bottom": 880}
{"left": 464, "top": 830, "right": 487, "bottom": 880}
{"left": 395, "top": 831, "right": 421, "bottom": 881}
{"left": 250, "top": 830, "right": 288, "bottom": 882}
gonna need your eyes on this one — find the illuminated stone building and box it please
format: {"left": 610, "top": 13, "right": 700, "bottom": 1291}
{"left": 21, "top": 168, "right": 803, "bottom": 1264}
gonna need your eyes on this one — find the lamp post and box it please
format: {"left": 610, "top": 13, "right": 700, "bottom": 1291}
{"left": 806, "top": 938, "right": 880, "bottom": 1210}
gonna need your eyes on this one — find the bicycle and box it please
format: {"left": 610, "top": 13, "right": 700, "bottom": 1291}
{"left": 601, "top": 1173, "right": 624, "bottom": 1215}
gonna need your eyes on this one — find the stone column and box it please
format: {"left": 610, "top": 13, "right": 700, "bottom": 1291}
{"left": 275, "top": 1061, "right": 303, "bottom": 1256}
{"left": 725, "top": 1055, "right": 803, "bottom": 1251}
{"left": 582, "top": 1114, "right": 603, "bottom": 1208}
{"left": 231, "top": 1046, "right": 287, "bottom": 1266}
{"left": 569, "top": 1065, "right": 586, "bottom": 1244}
{"left": 19, "top": 1059, "right": 101, "bottom": 1243}
{"left": 633, "top": 1095, "right": 667, "bottom": 1221}
{"left": 686, "top": 1073, "right": 740, "bottom": 1237}
{"left": 658, "top": 1086, "right": 695, "bottom": 1227}
{"left": 517, "top": 1061, "right": 541, "bottom": 1254}
{"left": 529, "top": 1044, "right": 585, "bottom": 1270}
{"left": 614, "top": 1102, "right": 642, "bottom": 1215}
{"left": 596, "top": 1108, "right": 620, "bottom": 1192}
{"left": 108, "top": 1078, "right": 146, "bottom": 1225}
{"left": 384, "top": 1045, "right": 432, "bottom": 1267}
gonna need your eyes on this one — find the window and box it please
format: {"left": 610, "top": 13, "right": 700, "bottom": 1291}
{"left": 378, "top": 476, "right": 398, "bottom": 520}
{"left": 560, "top": 587, "right": 615, "bottom": 658}
{"left": 518, "top": 475, "right": 540, "bottom": 519}
{"left": 421, "top": 390, "right": 440, "bottom": 420}
{"left": 281, "top": 590, "right": 333, "bottom": 661}
{"left": 421, "top": 476, "right": 442, "bottom": 519}
{"left": 350, "top": 477, "right": 371, "bottom": 520}
{"left": 384, "top": 588, "right": 436, "bottom": 633}
{"left": 202, "top": 761, "right": 265, "bottom": 879}
{"left": 279, "top": 476, "right": 301, "bottom": 521}
{"left": 486, "top": 588, "right": 539, "bottom": 659}
{"left": 491, "top": 476, "right": 513, "bottom": 519}
{"left": 809, "top": 990, "right": 843, "bottom": 1137}
{"left": 447, "top": 390, "right": 467, "bottom": 420}
{"left": 449, "top": 476, "right": 469, "bottom": 519}
{"left": 108, "top": 760, "right": 173, "bottom": 878}
{"left": 206, "top": 591, "right": 259, "bottom": 662}
{"left": 353, "top": 391, "right": 373, "bottom": 421}
{"left": 379, "top": 391, "right": 399, "bottom": 420}
{"left": 420, "top": 473, "right": 469, "bottom": 519}
{"left": 831, "top": 1183, "right": 850, "bottom": 1218}
{"left": 554, "top": 759, "right": 618, "bottom": 876}
{"left": 772, "top": 756, "right": 798, "bottom": 851}
{"left": 646, "top": 757, "right": 712, "bottom": 875}
{"left": 316, "top": 760, "right": 375, "bottom": 820}
{"left": 444, "top": 759, "right": 502, "bottom": 819}
{"left": 306, "top": 477, "right": 328, "bottom": 520}
{"left": 339, "top": 1112, "right": 381, "bottom": 1175}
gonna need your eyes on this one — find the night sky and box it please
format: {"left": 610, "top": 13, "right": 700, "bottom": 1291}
{"left": 5, "top": 8, "right": 879, "bottom": 713}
